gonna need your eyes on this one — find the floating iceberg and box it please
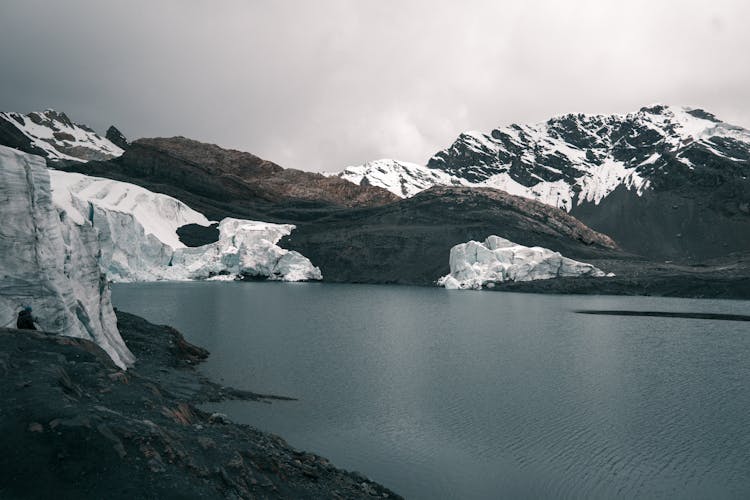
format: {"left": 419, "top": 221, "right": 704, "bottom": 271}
{"left": 438, "top": 235, "right": 607, "bottom": 290}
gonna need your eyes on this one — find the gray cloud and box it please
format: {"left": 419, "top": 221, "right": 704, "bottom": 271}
{"left": 1, "top": 0, "right": 749, "bottom": 171}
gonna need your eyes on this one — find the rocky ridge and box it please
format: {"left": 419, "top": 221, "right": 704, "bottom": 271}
{"left": 65, "top": 137, "right": 399, "bottom": 220}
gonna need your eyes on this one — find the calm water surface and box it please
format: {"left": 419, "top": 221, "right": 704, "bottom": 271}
{"left": 113, "top": 282, "right": 750, "bottom": 499}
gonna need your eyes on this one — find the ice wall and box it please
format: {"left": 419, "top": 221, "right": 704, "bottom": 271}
{"left": 0, "top": 146, "right": 134, "bottom": 368}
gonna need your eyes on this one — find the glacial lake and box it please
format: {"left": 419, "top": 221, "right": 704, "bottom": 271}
{"left": 112, "top": 282, "right": 750, "bottom": 499}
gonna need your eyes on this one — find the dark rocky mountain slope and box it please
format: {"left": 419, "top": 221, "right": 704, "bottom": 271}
{"left": 63, "top": 137, "right": 399, "bottom": 222}
{"left": 282, "top": 186, "right": 621, "bottom": 284}
{"left": 430, "top": 105, "right": 750, "bottom": 261}
{"left": 105, "top": 125, "right": 129, "bottom": 150}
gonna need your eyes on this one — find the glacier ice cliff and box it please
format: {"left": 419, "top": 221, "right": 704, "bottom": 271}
{"left": 438, "top": 236, "right": 607, "bottom": 290}
{"left": 48, "top": 171, "right": 322, "bottom": 283}
{"left": 50, "top": 170, "right": 211, "bottom": 282}
{"left": 166, "top": 219, "right": 323, "bottom": 282}
{"left": 0, "top": 146, "right": 134, "bottom": 368}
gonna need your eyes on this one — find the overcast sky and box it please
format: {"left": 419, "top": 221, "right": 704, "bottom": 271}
{"left": 1, "top": 0, "right": 749, "bottom": 171}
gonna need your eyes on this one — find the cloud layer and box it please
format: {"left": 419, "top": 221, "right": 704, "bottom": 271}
{"left": 2, "top": 0, "right": 749, "bottom": 171}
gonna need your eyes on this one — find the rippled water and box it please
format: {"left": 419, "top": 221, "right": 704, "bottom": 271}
{"left": 113, "top": 282, "right": 750, "bottom": 499}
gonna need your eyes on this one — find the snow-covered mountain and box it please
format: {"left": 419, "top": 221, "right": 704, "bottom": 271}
{"left": 49, "top": 170, "right": 322, "bottom": 282}
{"left": 0, "top": 109, "right": 124, "bottom": 163}
{"left": 328, "top": 105, "right": 750, "bottom": 260}
{"left": 332, "top": 105, "right": 750, "bottom": 210}
{"left": 0, "top": 146, "right": 134, "bottom": 368}
{"left": 438, "top": 235, "right": 607, "bottom": 290}
{"left": 328, "top": 159, "right": 466, "bottom": 198}
{"left": 428, "top": 104, "right": 750, "bottom": 209}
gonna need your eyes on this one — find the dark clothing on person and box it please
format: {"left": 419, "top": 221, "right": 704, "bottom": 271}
{"left": 17, "top": 310, "right": 36, "bottom": 330}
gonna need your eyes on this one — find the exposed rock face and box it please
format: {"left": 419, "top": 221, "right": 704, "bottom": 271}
{"left": 0, "top": 109, "right": 124, "bottom": 163}
{"left": 105, "top": 125, "right": 129, "bottom": 150}
{"left": 570, "top": 183, "right": 750, "bottom": 262}
{"left": 0, "top": 146, "right": 133, "bottom": 368}
{"left": 63, "top": 137, "right": 399, "bottom": 220}
{"left": 438, "top": 236, "right": 607, "bottom": 290}
{"left": 283, "top": 186, "right": 620, "bottom": 285}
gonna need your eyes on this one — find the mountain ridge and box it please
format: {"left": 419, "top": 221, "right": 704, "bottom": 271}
{"left": 329, "top": 104, "right": 750, "bottom": 260}
{"left": 0, "top": 109, "right": 124, "bottom": 163}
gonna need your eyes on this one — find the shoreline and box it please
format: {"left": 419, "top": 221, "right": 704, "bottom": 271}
{"left": 0, "top": 311, "right": 400, "bottom": 499}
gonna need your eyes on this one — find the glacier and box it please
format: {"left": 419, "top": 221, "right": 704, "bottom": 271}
{"left": 50, "top": 170, "right": 211, "bottom": 281}
{"left": 48, "top": 170, "right": 322, "bottom": 283}
{"left": 165, "top": 219, "right": 322, "bottom": 282}
{"left": 438, "top": 236, "right": 607, "bottom": 290}
{"left": 0, "top": 146, "right": 134, "bottom": 368}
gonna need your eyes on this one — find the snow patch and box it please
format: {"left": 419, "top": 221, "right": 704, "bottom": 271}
{"left": 331, "top": 159, "right": 466, "bottom": 198}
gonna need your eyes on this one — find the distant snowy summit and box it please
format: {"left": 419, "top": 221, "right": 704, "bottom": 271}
{"left": 330, "top": 105, "right": 750, "bottom": 212}
{"left": 327, "top": 159, "right": 466, "bottom": 198}
{"left": 0, "top": 109, "right": 124, "bottom": 163}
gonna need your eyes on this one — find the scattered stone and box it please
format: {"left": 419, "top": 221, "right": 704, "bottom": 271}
{"left": 148, "top": 458, "right": 166, "bottom": 473}
{"left": 209, "top": 412, "right": 231, "bottom": 425}
{"left": 226, "top": 451, "right": 244, "bottom": 469}
{"left": 27, "top": 422, "right": 43, "bottom": 433}
{"left": 108, "top": 371, "right": 129, "bottom": 384}
{"left": 197, "top": 436, "right": 215, "bottom": 450}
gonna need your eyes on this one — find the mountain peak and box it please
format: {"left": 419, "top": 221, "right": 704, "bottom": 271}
{"left": 105, "top": 125, "right": 129, "bottom": 149}
{"left": 0, "top": 109, "right": 124, "bottom": 163}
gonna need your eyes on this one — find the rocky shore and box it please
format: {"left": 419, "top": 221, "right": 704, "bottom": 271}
{"left": 0, "top": 311, "right": 400, "bottom": 499}
{"left": 488, "top": 256, "right": 750, "bottom": 299}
